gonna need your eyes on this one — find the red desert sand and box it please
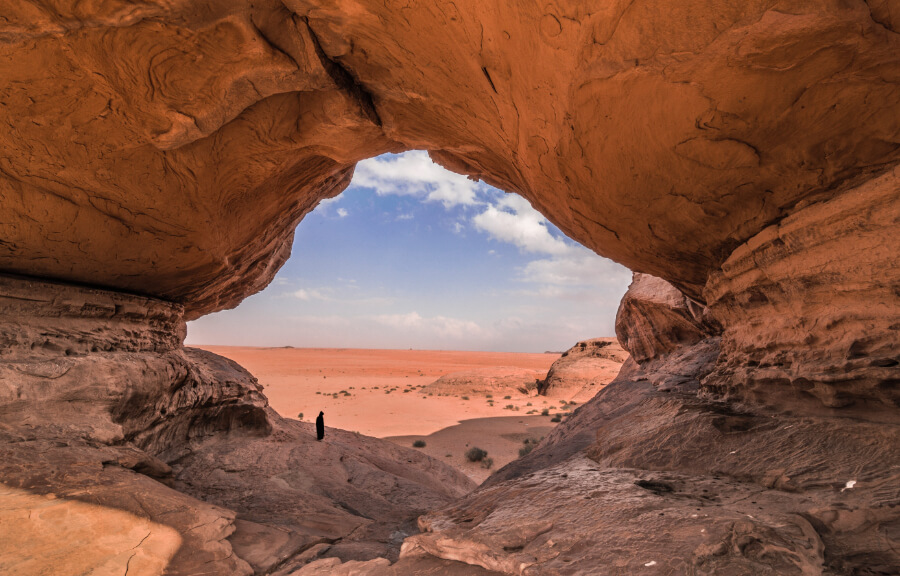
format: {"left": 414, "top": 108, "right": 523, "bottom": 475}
{"left": 197, "top": 346, "right": 605, "bottom": 482}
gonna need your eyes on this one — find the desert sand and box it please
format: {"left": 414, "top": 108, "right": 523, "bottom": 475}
{"left": 196, "top": 346, "right": 579, "bottom": 482}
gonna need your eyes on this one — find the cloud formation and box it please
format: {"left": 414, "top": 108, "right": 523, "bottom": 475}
{"left": 472, "top": 194, "right": 570, "bottom": 256}
{"left": 353, "top": 151, "right": 483, "bottom": 208}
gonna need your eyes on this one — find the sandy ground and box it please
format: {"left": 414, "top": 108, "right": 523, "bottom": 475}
{"left": 196, "top": 346, "right": 576, "bottom": 482}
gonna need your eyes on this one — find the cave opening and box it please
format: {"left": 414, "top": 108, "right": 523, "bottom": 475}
{"left": 186, "top": 150, "right": 632, "bottom": 353}
{"left": 181, "top": 150, "right": 632, "bottom": 482}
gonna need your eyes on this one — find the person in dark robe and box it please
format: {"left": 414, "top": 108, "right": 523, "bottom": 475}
{"left": 316, "top": 411, "right": 325, "bottom": 441}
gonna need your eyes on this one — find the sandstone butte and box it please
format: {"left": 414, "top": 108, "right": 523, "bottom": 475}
{"left": 0, "top": 1, "right": 898, "bottom": 574}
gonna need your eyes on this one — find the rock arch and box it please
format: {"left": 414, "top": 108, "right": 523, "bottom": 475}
{"left": 1, "top": 0, "right": 899, "bottom": 573}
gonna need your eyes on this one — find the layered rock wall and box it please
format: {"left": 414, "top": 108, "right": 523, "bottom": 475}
{"left": 703, "top": 166, "right": 900, "bottom": 413}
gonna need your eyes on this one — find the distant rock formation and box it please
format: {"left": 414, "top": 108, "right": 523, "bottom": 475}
{"left": 420, "top": 367, "right": 546, "bottom": 397}
{"left": 537, "top": 338, "right": 628, "bottom": 400}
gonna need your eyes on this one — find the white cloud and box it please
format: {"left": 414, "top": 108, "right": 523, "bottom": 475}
{"left": 352, "top": 151, "right": 483, "bottom": 208}
{"left": 396, "top": 213, "right": 414, "bottom": 221}
{"left": 520, "top": 249, "right": 631, "bottom": 288}
{"left": 337, "top": 208, "right": 348, "bottom": 218}
{"left": 293, "top": 288, "right": 332, "bottom": 301}
{"left": 472, "top": 194, "right": 570, "bottom": 256}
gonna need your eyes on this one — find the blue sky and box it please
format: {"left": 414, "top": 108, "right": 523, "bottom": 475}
{"left": 186, "top": 151, "right": 632, "bottom": 352}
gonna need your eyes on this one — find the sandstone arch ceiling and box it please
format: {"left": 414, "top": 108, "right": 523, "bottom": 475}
{"left": 1, "top": 0, "right": 898, "bottom": 318}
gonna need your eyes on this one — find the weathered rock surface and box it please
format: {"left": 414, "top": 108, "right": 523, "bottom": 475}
{"left": 615, "top": 274, "right": 718, "bottom": 364}
{"left": 702, "top": 166, "right": 900, "bottom": 415}
{"left": 537, "top": 337, "right": 628, "bottom": 400}
{"left": 404, "top": 277, "right": 900, "bottom": 575}
{"left": 0, "top": 275, "right": 474, "bottom": 575}
{"left": 2, "top": 0, "right": 899, "bottom": 314}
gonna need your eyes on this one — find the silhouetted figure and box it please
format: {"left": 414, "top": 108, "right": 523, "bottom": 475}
{"left": 316, "top": 411, "right": 325, "bottom": 441}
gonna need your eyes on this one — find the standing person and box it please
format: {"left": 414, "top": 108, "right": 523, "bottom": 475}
{"left": 316, "top": 411, "right": 325, "bottom": 441}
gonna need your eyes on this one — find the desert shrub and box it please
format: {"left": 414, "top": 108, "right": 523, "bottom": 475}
{"left": 465, "top": 447, "right": 488, "bottom": 462}
{"left": 481, "top": 457, "right": 494, "bottom": 469}
{"left": 461, "top": 396, "right": 470, "bottom": 400}
{"left": 526, "top": 402, "right": 532, "bottom": 406}
{"left": 519, "top": 444, "right": 535, "bottom": 457}
{"left": 504, "top": 404, "right": 515, "bottom": 410}
{"left": 297, "top": 413, "right": 303, "bottom": 419}
{"left": 503, "top": 395, "right": 511, "bottom": 400}
{"left": 486, "top": 394, "right": 493, "bottom": 399}
{"left": 541, "top": 408, "right": 550, "bottom": 416}
{"left": 569, "top": 401, "right": 578, "bottom": 405}
{"left": 413, "top": 440, "right": 426, "bottom": 448}
{"left": 550, "top": 414, "right": 562, "bottom": 423}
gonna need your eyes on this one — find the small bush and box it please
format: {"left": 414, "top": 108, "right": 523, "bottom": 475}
{"left": 519, "top": 444, "right": 535, "bottom": 457}
{"left": 481, "top": 457, "right": 494, "bottom": 469}
{"left": 413, "top": 440, "right": 426, "bottom": 448}
{"left": 541, "top": 408, "right": 550, "bottom": 416}
{"left": 550, "top": 414, "right": 562, "bottom": 423}
{"left": 504, "top": 404, "right": 515, "bottom": 410}
{"left": 461, "top": 396, "right": 470, "bottom": 400}
{"left": 526, "top": 402, "right": 532, "bottom": 406}
{"left": 465, "top": 447, "right": 488, "bottom": 462}
{"left": 503, "top": 395, "right": 511, "bottom": 400}
{"left": 486, "top": 394, "right": 493, "bottom": 399}
{"left": 569, "top": 401, "right": 578, "bottom": 405}
{"left": 297, "top": 412, "right": 303, "bottom": 419}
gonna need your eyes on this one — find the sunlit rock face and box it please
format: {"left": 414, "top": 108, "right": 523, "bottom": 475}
{"left": 2, "top": 0, "right": 899, "bottom": 315}
{"left": 537, "top": 337, "right": 628, "bottom": 400}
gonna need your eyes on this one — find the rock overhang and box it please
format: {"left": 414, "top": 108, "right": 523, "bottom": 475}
{"left": 1, "top": 0, "right": 898, "bottom": 316}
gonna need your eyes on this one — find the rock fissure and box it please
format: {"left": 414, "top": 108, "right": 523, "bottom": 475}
{"left": 300, "top": 16, "right": 384, "bottom": 128}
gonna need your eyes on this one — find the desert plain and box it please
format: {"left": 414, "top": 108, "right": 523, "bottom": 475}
{"left": 197, "top": 345, "right": 620, "bottom": 482}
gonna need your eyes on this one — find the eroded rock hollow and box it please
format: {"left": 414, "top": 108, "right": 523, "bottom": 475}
{"left": 1, "top": 0, "right": 898, "bottom": 574}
